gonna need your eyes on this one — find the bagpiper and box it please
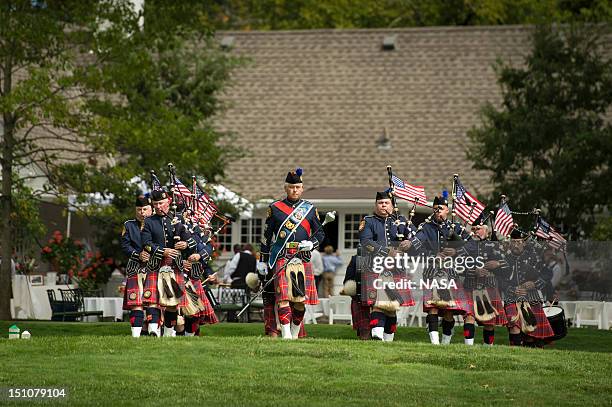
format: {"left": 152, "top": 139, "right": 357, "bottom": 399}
{"left": 120, "top": 195, "right": 153, "bottom": 337}
{"left": 258, "top": 168, "right": 324, "bottom": 339}
{"left": 141, "top": 189, "right": 195, "bottom": 337}
{"left": 498, "top": 229, "right": 554, "bottom": 346}
{"left": 410, "top": 195, "right": 474, "bottom": 345}
{"left": 177, "top": 207, "right": 219, "bottom": 336}
{"left": 359, "top": 190, "right": 415, "bottom": 341}
{"left": 461, "top": 217, "right": 507, "bottom": 345}
{"left": 341, "top": 255, "right": 370, "bottom": 340}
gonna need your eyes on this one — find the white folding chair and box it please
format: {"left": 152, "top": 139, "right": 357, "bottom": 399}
{"left": 396, "top": 306, "right": 409, "bottom": 327}
{"left": 603, "top": 302, "right": 612, "bottom": 330}
{"left": 305, "top": 303, "right": 324, "bottom": 324}
{"left": 328, "top": 295, "right": 352, "bottom": 325}
{"left": 574, "top": 301, "right": 605, "bottom": 329}
{"left": 558, "top": 301, "right": 577, "bottom": 324}
{"left": 408, "top": 299, "right": 426, "bottom": 327}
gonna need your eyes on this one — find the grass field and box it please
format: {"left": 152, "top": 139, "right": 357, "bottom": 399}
{"left": 1, "top": 322, "right": 611, "bottom": 406}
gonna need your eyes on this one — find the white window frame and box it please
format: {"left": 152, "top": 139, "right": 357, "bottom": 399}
{"left": 343, "top": 212, "right": 369, "bottom": 250}
{"left": 239, "top": 217, "right": 264, "bottom": 246}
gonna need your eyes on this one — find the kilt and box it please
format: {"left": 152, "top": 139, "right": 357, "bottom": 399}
{"left": 422, "top": 278, "right": 473, "bottom": 314}
{"left": 263, "top": 301, "right": 279, "bottom": 335}
{"left": 189, "top": 278, "right": 218, "bottom": 325}
{"left": 505, "top": 302, "right": 554, "bottom": 339}
{"left": 123, "top": 272, "right": 145, "bottom": 310}
{"left": 363, "top": 270, "right": 415, "bottom": 307}
{"left": 351, "top": 299, "right": 370, "bottom": 333}
{"left": 274, "top": 249, "right": 318, "bottom": 305}
{"left": 465, "top": 287, "right": 508, "bottom": 326}
{"left": 142, "top": 269, "right": 159, "bottom": 306}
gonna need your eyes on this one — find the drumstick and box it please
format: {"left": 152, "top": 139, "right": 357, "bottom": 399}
{"left": 202, "top": 272, "right": 218, "bottom": 284}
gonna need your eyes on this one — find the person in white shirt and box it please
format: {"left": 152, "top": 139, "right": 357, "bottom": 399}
{"left": 321, "top": 245, "right": 343, "bottom": 297}
{"left": 223, "top": 244, "right": 242, "bottom": 284}
{"left": 310, "top": 248, "right": 323, "bottom": 295}
{"left": 224, "top": 244, "right": 256, "bottom": 289}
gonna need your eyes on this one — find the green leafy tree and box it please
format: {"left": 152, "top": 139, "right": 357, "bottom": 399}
{"left": 203, "top": 0, "right": 612, "bottom": 30}
{"left": 0, "top": 0, "right": 241, "bottom": 319}
{"left": 467, "top": 25, "right": 612, "bottom": 239}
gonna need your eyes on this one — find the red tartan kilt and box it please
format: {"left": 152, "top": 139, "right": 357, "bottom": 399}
{"left": 142, "top": 270, "right": 159, "bottom": 306}
{"left": 351, "top": 299, "right": 370, "bottom": 332}
{"left": 274, "top": 257, "right": 318, "bottom": 305}
{"left": 505, "top": 302, "right": 554, "bottom": 339}
{"left": 363, "top": 271, "right": 415, "bottom": 307}
{"left": 123, "top": 274, "right": 143, "bottom": 309}
{"left": 422, "top": 279, "right": 473, "bottom": 314}
{"left": 263, "top": 301, "right": 278, "bottom": 335}
{"left": 189, "top": 278, "right": 218, "bottom": 325}
{"left": 464, "top": 287, "right": 508, "bottom": 326}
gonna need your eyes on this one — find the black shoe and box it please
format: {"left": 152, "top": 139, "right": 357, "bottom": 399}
{"left": 149, "top": 331, "right": 158, "bottom": 337}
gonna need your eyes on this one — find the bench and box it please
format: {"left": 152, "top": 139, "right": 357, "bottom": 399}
{"left": 47, "top": 289, "right": 104, "bottom": 322}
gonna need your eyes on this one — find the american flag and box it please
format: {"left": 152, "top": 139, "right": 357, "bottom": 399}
{"left": 173, "top": 178, "right": 192, "bottom": 205}
{"left": 390, "top": 174, "right": 427, "bottom": 205}
{"left": 494, "top": 203, "right": 514, "bottom": 238}
{"left": 174, "top": 178, "right": 218, "bottom": 225}
{"left": 536, "top": 218, "right": 566, "bottom": 250}
{"left": 453, "top": 178, "right": 485, "bottom": 224}
{"left": 193, "top": 183, "right": 217, "bottom": 225}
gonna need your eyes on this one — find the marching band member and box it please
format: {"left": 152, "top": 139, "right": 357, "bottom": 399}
{"left": 341, "top": 254, "right": 370, "bottom": 340}
{"left": 258, "top": 168, "right": 324, "bottom": 339}
{"left": 359, "top": 191, "right": 415, "bottom": 342}
{"left": 462, "top": 218, "right": 507, "bottom": 345}
{"left": 182, "top": 212, "right": 219, "bottom": 335}
{"left": 498, "top": 229, "right": 554, "bottom": 346}
{"left": 410, "top": 195, "right": 474, "bottom": 345}
{"left": 141, "top": 189, "right": 194, "bottom": 337}
{"left": 121, "top": 195, "right": 152, "bottom": 337}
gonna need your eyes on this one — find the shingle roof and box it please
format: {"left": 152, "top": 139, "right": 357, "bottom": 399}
{"left": 215, "top": 26, "right": 532, "bottom": 202}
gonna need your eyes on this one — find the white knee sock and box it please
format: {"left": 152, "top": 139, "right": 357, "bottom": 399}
{"left": 131, "top": 327, "right": 142, "bottom": 338}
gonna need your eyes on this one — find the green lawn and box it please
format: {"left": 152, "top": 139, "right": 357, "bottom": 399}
{"left": 0, "top": 322, "right": 611, "bottom": 406}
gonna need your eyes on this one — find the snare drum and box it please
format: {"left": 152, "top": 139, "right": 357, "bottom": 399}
{"left": 543, "top": 305, "right": 567, "bottom": 341}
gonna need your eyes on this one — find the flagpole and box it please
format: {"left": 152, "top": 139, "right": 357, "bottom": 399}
{"left": 386, "top": 165, "right": 399, "bottom": 219}
{"left": 408, "top": 198, "right": 418, "bottom": 224}
{"left": 451, "top": 174, "right": 459, "bottom": 223}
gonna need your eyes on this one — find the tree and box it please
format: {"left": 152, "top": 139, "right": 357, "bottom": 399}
{"left": 467, "top": 25, "right": 612, "bottom": 239}
{"left": 0, "top": 0, "right": 241, "bottom": 320}
{"left": 202, "top": 0, "right": 612, "bottom": 30}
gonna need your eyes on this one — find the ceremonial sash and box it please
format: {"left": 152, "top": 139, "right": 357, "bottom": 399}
{"left": 268, "top": 200, "right": 314, "bottom": 269}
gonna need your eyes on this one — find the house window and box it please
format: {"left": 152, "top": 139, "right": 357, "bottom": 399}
{"left": 344, "top": 213, "right": 368, "bottom": 249}
{"left": 240, "top": 218, "right": 263, "bottom": 246}
{"left": 214, "top": 221, "right": 232, "bottom": 253}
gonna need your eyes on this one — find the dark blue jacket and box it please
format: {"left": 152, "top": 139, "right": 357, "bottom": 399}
{"left": 141, "top": 213, "right": 193, "bottom": 265}
{"left": 121, "top": 219, "right": 144, "bottom": 263}
{"left": 260, "top": 198, "right": 324, "bottom": 262}
{"left": 359, "top": 214, "right": 415, "bottom": 256}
